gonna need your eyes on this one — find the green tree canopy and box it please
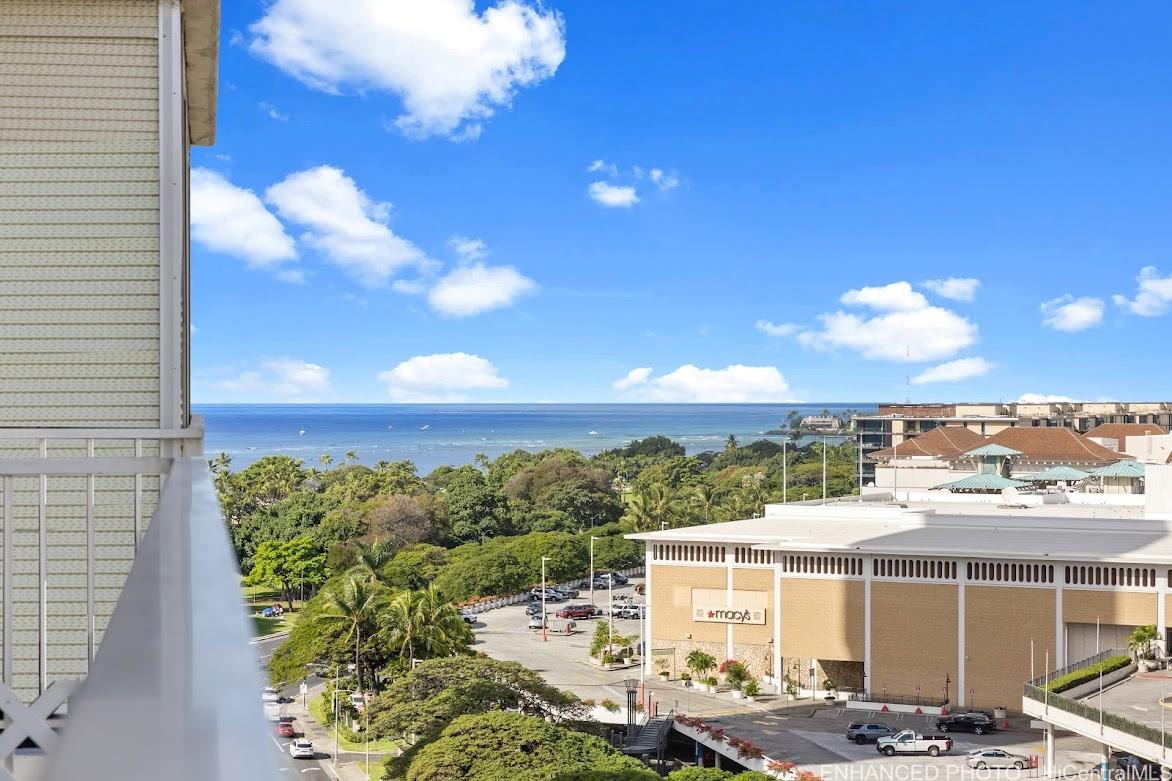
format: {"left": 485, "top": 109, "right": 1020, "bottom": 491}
{"left": 246, "top": 535, "right": 327, "bottom": 609}
{"left": 401, "top": 711, "right": 648, "bottom": 781}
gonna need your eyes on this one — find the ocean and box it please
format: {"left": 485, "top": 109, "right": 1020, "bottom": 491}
{"left": 196, "top": 403, "right": 874, "bottom": 473}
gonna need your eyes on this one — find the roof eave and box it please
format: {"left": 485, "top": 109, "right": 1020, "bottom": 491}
{"left": 182, "top": 0, "right": 219, "bottom": 146}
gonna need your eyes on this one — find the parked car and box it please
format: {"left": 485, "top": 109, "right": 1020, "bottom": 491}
{"left": 875, "top": 730, "right": 953, "bottom": 757}
{"left": 613, "top": 603, "right": 646, "bottom": 620}
{"left": 275, "top": 720, "right": 296, "bottom": 738}
{"left": 937, "top": 713, "right": 997, "bottom": 735}
{"left": 846, "top": 722, "right": 895, "bottom": 744}
{"left": 529, "top": 588, "right": 565, "bottom": 602}
{"left": 555, "top": 586, "right": 580, "bottom": 598}
{"left": 594, "top": 572, "right": 628, "bottom": 586}
{"left": 1113, "top": 753, "right": 1160, "bottom": 779}
{"left": 525, "top": 602, "right": 543, "bottom": 615}
{"left": 262, "top": 687, "right": 280, "bottom": 703}
{"left": 556, "top": 604, "right": 597, "bottom": 619}
{"left": 528, "top": 615, "right": 547, "bottom": 630}
{"left": 459, "top": 610, "right": 476, "bottom": 624}
{"left": 350, "top": 692, "right": 365, "bottom": 710}
{"left": 967, "top": 749, "right": 1029, "bottom": 770}
{"left": 289, "top": 739, "right": 315, "bottom": 759}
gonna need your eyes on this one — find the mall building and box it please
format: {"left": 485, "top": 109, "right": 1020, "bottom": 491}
{"left": 630, "top": 464, "right": 1172, "bottom": 711}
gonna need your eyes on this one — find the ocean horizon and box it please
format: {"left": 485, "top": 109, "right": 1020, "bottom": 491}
{"left": 197, "top": 403, "right": 875, "bottom": 473}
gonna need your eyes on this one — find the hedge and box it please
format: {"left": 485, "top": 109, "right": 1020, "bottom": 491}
{"left": 1043, "top": 655, "right": 1131, "bottom": 692}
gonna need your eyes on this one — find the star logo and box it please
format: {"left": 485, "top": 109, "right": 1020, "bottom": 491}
{"left": 707, "top": 610, "right": 715, "bottom": 618}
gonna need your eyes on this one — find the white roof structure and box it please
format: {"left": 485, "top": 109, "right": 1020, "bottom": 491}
{"left": 627, "top": 500, "right": 1172, "bottom": 565}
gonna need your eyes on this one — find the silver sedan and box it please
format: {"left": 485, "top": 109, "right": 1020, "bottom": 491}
{"left": 967, "top": 749, "right": 1029, "bottom": 770}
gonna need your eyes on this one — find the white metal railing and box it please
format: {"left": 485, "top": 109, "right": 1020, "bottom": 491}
{"left": 40, "top": 457, "right": 274, "bottom": 780}
{"left": 0, "top": 452, "right": 273, "bottom": 781}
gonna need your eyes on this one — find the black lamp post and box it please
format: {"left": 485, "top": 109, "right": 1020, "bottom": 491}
{"left": 945, "top": 673, "right": 951, "bottom": 705}
{"left": 623, "top": 678, "right": 640, "bottom": 740}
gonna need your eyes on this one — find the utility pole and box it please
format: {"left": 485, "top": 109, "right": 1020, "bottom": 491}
{"left": 590, "top": 536, "right": 599, "bottom": 607}
{"left": 822, "top": 437, "right": 827, "bottom": 503}
{"left": 782, "top": 440, "right": 787, "bottom": 504}
{"left": 541, "top": 556, "right": 550, "bottom": 642}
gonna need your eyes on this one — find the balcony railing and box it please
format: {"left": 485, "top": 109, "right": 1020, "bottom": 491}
{"left": 1023, "top": 683, "right": 1170, "bottom": 748}
{"left": 0, "top": 447, "right": 274, "bottom": 781}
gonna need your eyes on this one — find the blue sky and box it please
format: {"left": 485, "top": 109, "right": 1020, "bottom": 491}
{"left": 191, "top": 0, "right": 1172, "bottom": 405}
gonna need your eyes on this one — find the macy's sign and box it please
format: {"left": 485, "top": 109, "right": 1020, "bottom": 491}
{"left": 693, "top": 606, "right": 765, "bottom": 624}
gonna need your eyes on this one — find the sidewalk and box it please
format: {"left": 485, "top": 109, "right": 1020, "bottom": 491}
{"left": 288, "top": 682, "right": 392, "bottom": 781}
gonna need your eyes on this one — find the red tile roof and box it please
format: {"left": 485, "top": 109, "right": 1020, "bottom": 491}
{"left": 870, "top": 426, "right": 985, "bottom": 461}
{"left": 983, "top": 427, "right": 1127, "bottom": 464}
{"left": 1084, "top": 423, "right": 1167, "bottom": 444}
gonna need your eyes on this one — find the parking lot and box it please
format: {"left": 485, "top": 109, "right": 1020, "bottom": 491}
{"left": 469, "top": 577, "right": 1112, "bottom": 777}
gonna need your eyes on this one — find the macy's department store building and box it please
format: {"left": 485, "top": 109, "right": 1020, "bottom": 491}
{"left": 628, "top": 470, "right": 1172, "bottom": 711}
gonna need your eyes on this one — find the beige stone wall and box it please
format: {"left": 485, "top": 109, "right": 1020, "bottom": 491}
{"left": 1063, "top": 590, "right": 1158, "bottom": 627}
{"left": 965, "top": 585, "right": 1055, "bottom": 710}
{"left": 649, "top": 564, "right": 726, "bottom": 645}
{"left": 780, "top": 578, "right": 864, "bottom": 661}
{"left": 870, "top": 582, "right": 957, "bottom": 699}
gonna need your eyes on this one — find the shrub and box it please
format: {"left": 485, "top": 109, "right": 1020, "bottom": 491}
{"left": 1043, "top": 655, "right": 1130, "bottom": 692}
{"left": 686, "top": 650, "right": 716, "bottom": 678}
{"left": 703, "top": 676, "right": 718, "bottom": 688}
{"left": 743, "top": 680, "right": 760, "bottom": 697}
{"left": 600, "top": 698, "right": 620, "bottom": 713}
{"left": 722, "top": 661, "right": 749, "bottom": 689}
{"left": 602, "top": 653, "right": 616, "bottom": 666}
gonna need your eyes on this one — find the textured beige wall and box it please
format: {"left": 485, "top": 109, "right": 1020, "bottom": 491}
{"left": 965, "top": 585, "right": 1055, "bottom": 710}
{"left": 1064, "top": 589, "right": 1158, "bottom": 627}
{"left": 649, "top": 564, "right": 726, "bottom": 645}
{"left": 731, "top": 568, "right": 775, "bottom": 646}
{"left": 871, "top": 582, "right": 956, "bottom": 699}
{"left": 780, "top": 578, "right": 864, "bottom": 661}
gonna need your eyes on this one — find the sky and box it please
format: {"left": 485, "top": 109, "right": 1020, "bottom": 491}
{"left": 191, "top": 0, "right": 1172, "bottom": 405}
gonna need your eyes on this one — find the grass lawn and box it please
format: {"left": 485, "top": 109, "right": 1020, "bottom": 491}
{"left": 307, "top": 697, "right": 403, "bottom": 754}
{"left": 242, "top": 580, "right": 307, "bottom": 637}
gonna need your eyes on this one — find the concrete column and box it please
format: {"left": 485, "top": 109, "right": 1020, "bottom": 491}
{"left": 714, "top": 751, "right": 722, "bottom": 769}
{"left": 644, "top": 546, "right": 653, "bottom": 680}
{"left": 1056, "top": 585, "right": 1065, "bottom": 667}
{"left": 725, "top": 547, "right": 734, "bottom": 659}
{"left": 864, "top": 555, "right": 872, "bottom": 695}
{"left": 1044, "top": 724, "right": 1055, "bottom": 778}
{"left": 1099, "top": 743, "right": 1110, "bottom": 781}
{"left": 957, "top": 560, "right": 966, "bottom": 708}
{"left": 1158, "top": 581, "right": 1168, "bottom": 657}
{"left": 772, "top": 555, "right": 782, "bottom": 691}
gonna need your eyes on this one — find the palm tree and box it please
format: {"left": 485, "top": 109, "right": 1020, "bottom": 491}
{"left": 690, "top": 485, "right": 722, "bottom": 525}
{"left": 381, "top": 585, "right": 471, "bottom": 663}
{"left": 624, "top": 488, "right": 655, "bottom": 532}
{"left": 316, "top": 577, "right": 378, "bottom": 692}
{"left": 647, "top": 483, "right": 681, "bottom": 529}
{"left": 725, "top": 434, "right": 738, "bottom": 452}
{"left": 208, "top": 451, "right": 231, "bottom": 476}
{"left": 344, "top": 450, "right": 358, "bottom": 465}
{"left": 319, "top": 453, "right": 333, "bottom": 469}
{"left": 353, "top": 538, "right": 394, "bottom": 586}
{"left": 786, "top": 409, "right": 802, "bottom": 432}
{"left": 741, "top": 482, "right": 768, "bottom": 518}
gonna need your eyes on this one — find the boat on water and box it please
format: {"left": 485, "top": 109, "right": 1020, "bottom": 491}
{"left": 420, "top": 424, "right": 430, "bottom": 430}
{"left": 298, "top": 429, "right": 306, "bottom": 436}
{"left": 588, "top": 430, "right": 599, "bottom": 435}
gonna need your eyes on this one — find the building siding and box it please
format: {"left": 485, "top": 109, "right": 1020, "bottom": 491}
{"left": 965, "top": 585, "right": 1055, "bottom": 711}
{"left": 1063, "top": 589, "right": 1158, "bottom": 627}
{"left": 0, "top": 0, "right": 161, "bottom": 704}
{"left": 780, "top": 577, "right": 865, "bottom": 663}
{"left": 0, "top": 0, "right": 160, "bottom": 428}
{"left": 870, "top": 582, "right": 957, "bottom": 702}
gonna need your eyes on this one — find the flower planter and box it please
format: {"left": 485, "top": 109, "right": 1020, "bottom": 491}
{"left": 730, "top": 689, "right": 744, "bottom": 699}
{"left": 707, "top": 684, "right": 718, "bottom": 694}
{"left": 745, "top": 695, "right": 757, "bottom": 703}
{"left": 993, "top": 707, "right": 1008, "bottom": 720}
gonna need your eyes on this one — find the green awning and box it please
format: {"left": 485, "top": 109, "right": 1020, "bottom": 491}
{"left": 933, "top": 474, "right": 1031, "bottom": 491}
{"left": 1025, "top": 466, "right": 1091, "bottom": 481}
{"left": 964, "top": 444, "right": 1024, "bottom": 457}
{"left": 1088, "top": 461, "right": 1145, "bottom": 479}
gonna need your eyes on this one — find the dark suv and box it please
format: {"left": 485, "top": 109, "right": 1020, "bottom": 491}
{"left": 845, "top": 722, "right": 895, "bottom": 744}
{"left": 936, "top": 713, "right": 997, "bottom": 735}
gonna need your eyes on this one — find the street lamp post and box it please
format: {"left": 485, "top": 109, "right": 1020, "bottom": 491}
{"left": 541, "top": 556, "right": 550, "bottom": 643}
{"left": 822, "top": 437, "right": 827, "bottom": 503}
{"left": 623, "top": 677, "right": 640, "bottom": 743}
{"left": 782, "top": 440, "right": 787, "bottom": 503}
{"left": 608, "top": 576, "right": 614, "bottom": 658}
{"left": 944, "top": 673, "right": 951, "bottom": 705}
{"left": 590, "top": 536, "right": 599, "bottom": 607}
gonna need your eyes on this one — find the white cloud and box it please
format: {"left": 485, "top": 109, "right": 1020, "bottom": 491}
{"left": 427, "top": 263, "right": 536, "bottom": 316}
{"left": 1040, "top": 295, "right": 1104, "bottom": 332}
{"left": 1112, "top": 266, "right": 1172, "bottom": 317}
{"left": 587, "top": 159, "right": 618, "bottom": 177}
{"left": 377, "top": 352, "right": 508, "bottom": 402}
{"left": 1017, "top": 393, "right": 1077, "bottom": 404}
{"left": 190, "top": 168, "right": 298, "bottom": 272}
{"left": 249, "top": 0, "right": 565, "bottom": 140}
{"left": 265, "top": 165, "right": 429, "bottom": 288}
{"left": 922, "top": 277, "right": 980, "bottom": 302}
{"left": 612, "top": 367, "right": 652, "bottom": 390}
{"left": 614, "top": 364, "right": 796, "bottom": 403}
{"left": 448, "top": 236, "right": 488, "bottom": 261}
{"left": 649, "top": 168, "right": 679, "bottom": 191}
{"left": 755, "top": 320, "right": 800, "bottom": 337}
{"left": 839, "top": 281, "right": 928, "bottom": 312}
{"left": 258, "top": 101, "right": 289, "bottom": 121}
{"left": 216, "top": 357, "right": 331, "bottom": 401}
{"left": 588, "top": 181, "right": 639, "bottom": 208}
{"left": 795, "top": 281, "right": 978, "bottom": 362}
{"left": 910, "top": 357, "right": 993, "bottom": 385}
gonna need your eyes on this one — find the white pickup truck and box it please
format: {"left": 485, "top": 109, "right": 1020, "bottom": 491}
{"left": 875, "top": 729, "right": 953, "bottom": 757}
